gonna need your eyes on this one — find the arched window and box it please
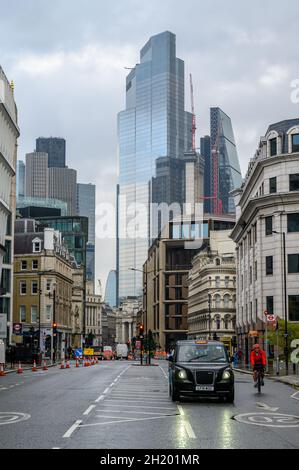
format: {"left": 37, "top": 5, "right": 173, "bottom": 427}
{"left": 215, "top": 258, "right": 221, "bottom": 266}
{"left": 287, "top": 126, "right": 299, "bottom": 153}
{"left": 214, "top": 294, "right": 221, "bottom": 309}
{"left": 223, "top": 294, "right": 230, "bottom": 309}
{"left": 215, "top": 315, "right": 221, "bottom": 330}
{"left": 224, "top": 315, "right": 230, "bottom": 330}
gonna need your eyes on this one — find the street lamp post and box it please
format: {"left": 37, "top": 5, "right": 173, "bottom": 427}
{"left": 208, "top": 293, "right": 212, "bottom": 340}
{"left": 272, "top": 230, "right": 289, "bottom": 375}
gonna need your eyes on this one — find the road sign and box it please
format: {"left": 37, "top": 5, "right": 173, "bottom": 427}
{"left": 83, "top": 348, "right": 94, "bottom": 356}
{"left": 266, "top": 314, "right": 276, "bottom": 322}
{"left": 136, "top": 340, "right": 141, "bottom": 350}
{"left": 74, "top": 348, "right": 83, "bottom": 358}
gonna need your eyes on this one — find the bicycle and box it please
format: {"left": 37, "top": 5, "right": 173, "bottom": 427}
{"left": 255, "top": 366, "right": 264, "bottom": 394}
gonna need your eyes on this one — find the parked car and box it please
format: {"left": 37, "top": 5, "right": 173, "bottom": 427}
{"left": 168, "top": 340, "right": 234, "bottom": 403}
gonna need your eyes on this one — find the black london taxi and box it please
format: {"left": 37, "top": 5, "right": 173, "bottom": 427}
{"left": 168, "top": 340, "right": 234, "bottom": 402}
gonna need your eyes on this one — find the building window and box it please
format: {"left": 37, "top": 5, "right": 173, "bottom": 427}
{"left": 20, "top": 305, "right": 26, "bottom": 322}
{"left": 266, "top": 296, "right": 274, "bottom": 315}
{"left": 265, "top": 216, "right": 273, "bottom": 236}
{"left": 31, "top": 305, "right": 38, "bottom": 323}
{"left": 33, "top": 240, "right": 41, "bottom": 253}
{"left": 255, "top": 261, "right": 258, "bottom": 281}
{"left": 21, "top": 260, "right": 27, "bottom": 270}
{"left": 289, "top": 295, "right": 299, "bottom": 321}
{"left": 215, "top": 277, "right": 221, "bottom": 288}
{"left": 216, "top": 258, "right": 221, "bottom": 266}
{"left": 250, "top": 266, "right": 252, "bottom": 284}
{"left": 266, "top": 256, "right": 273, "bottom": 275}
{"left": 46, "top": 280, "right": 52, "bottom": 291}
{"left": 32, "top": 282, "right": 38, "bottom": 295}
{"left": 269, "top": 177, "right": 277, "bottom": 194}
{"left": 287, "top": 213, "right": 299, "bottom": 233}
{"left": 269, "top": 138, "right": 277, "bottom": 156}
{"left": 223, "top": 295, "right": 230, "bottom": 308}
{"left": 32, "top": 260, "right": 38, "bottom": 270}
{"left": 292, "top": 134, "right": 299, "bottom": 153}
{"left": 46, "top": 305, "right": 52, "bottom": 321}
{"left": 224, "top": 276, "right": 229, "bottom": 288}
{"left": 20, "top": 281, "right": 26, "bottom": 295}
{"left": 288, "top": 254, "right": 299, "bottom": 273}
{"left": 290, "top": 174, "right": 299, "bottom": 192}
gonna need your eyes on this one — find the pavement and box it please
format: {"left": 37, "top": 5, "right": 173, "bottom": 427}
{"left": 234, "top": 367, "right": 299, "bottom": 389}
{"left": 0, "top": 360, "right": 299, "bottom": 449}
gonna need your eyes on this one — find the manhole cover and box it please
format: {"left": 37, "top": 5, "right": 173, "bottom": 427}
{"left": 0, "top": 412, "right": 31, "bottom": 425}
{"left": 233, "top": 412, "right": 299, "bottom": 428}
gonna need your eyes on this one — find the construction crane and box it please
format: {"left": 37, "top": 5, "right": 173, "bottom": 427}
{"left": 189, "top": 74, "right": 196, "bottom": 152}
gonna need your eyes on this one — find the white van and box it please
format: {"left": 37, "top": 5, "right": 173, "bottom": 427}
{"left": 116, "top": 343, "right": 128, "bottom": 359}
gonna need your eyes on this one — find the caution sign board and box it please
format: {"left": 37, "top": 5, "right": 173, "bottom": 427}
{"left": 83, "top": 348, "right": 94, "bottom": 356}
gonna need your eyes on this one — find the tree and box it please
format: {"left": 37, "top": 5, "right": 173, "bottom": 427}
{"left": 267, "top": 320, "right": 299, "bottom": 358}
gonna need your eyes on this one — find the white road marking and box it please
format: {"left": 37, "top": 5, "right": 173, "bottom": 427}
{"left": 79, "top": 414, "right": 177, "bottom": 428}
{"left": 103, "top": 387, "right": 109, "bottom": 395}
{"left": 291, "top": 391, "right": 299, "bottom": 401}
{"left": 159, "top": 365, "right": 168, "bottom": 379}
{"left": 234, "top": 412, "right": 299, "bottom": 428}
{"left": 63, "top": 420, "right": 82, "bottom": 438}
{"left": 178, "top": 405, "right": 196, "bottom": 439}
{"left": 256, "top": 402, "right": 279, "bottom": 412}
{"left": 95, "top": 395, "right": 105, "bottom": 403}
{"left": 105, "top": 398, "right": 171, "bottom": 403}
{"left": 97, "top": 403, "right": 175, "bottom": 410}
{"left": 83, "top": 405, "right": 96, "bottom": 416}
{"left": 96, "top": 409, "right": 174, "bottom": 416}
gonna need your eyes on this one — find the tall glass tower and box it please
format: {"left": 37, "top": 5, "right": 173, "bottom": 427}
{"left": 117, "top": 31, "right": 192, "bottom": 298}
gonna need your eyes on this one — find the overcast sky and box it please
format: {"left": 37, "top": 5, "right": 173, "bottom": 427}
{"left": 1, "top": 0, "right": 298, "bottom": 292}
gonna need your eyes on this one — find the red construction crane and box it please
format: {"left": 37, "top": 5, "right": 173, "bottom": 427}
{"left": 189, "top": 74, "right": 196, "bottom": 152}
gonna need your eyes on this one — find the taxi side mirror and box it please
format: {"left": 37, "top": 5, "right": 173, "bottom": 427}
{"left": 167, "top": 355, "right": 174, "bottom": 362}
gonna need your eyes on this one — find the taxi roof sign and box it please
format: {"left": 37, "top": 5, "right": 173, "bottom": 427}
{"left": 195, "top": 340, "right": 208, "bottom": 344}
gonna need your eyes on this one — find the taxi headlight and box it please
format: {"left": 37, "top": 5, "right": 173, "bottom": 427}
{"left": 177, "top": 369, "right": 188, "bottom": 380}
{"left": 222, "top": 369, "right": 231, "bottom": 380}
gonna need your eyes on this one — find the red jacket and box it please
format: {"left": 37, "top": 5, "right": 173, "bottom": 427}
{"left": 250, "top": 349, "right": 266, "bottom": 367}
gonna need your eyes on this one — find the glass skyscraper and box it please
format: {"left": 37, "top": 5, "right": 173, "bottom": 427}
{"left": 203, "top": 108, "right": 242, "bottom": 214}
{"left": 104, "top": 270, "right": 117, "bottom": 308}
{"left": 117, "top": 31, "right": 192, "bottom": 298}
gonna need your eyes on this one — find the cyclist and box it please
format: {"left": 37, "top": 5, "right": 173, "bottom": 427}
{"left": 250, "top": 344, "right": 266, "bottom": 387}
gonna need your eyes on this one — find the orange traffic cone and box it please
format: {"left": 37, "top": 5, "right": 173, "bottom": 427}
{"left": 75, "top": 359, "right": 79, "bottom": 368}
{"left": 60, "top": 360, "right": 65, "bottom": 369}
{"left": 95, "top": 357, "right": 99, "bottom": 364}
{"left": 32, "top": 360, "right": 37, "bottom": 372}
{"left": 91, "top": 358, "right": 94, "bottom": 366}
{"left": 66, "top": 360, "right": 70, "bottom": 369}
{"left": 0, "top": 364, "right": 6, "bottom": 376}
{"left": 43, "top": 360, "right": 48, "bottom": 371}
{"left": 84, "top": 357, "right": 88, "bottom": 367}
{"left": 17, "top": 361, "right": 23, "bottom": 374}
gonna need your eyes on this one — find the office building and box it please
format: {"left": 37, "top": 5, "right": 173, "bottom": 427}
{"left": 77, "top": 183, "right": 96, "bottom": 285}
{"left": 25, "top": 152, "right": 48, "bottom": 199}
{"left": 13, "top": 219, "right": 74, "bottom": 360}
{"left": 36, "top": 137, "right": 66, "bottom": 168}
{"left": 17, "top": 160, "right": 25, "bottom": 198}
{"left": 48, "top": 167, "right": 77, "bottom": 216}
{"left": 144, "top": 214, "right": 235, "bottom": 350}
{"left": 17, "top": 196, "right": 67, "bottom": 218}
{"left": 117, "top": 31, "right": 193, "bottom": 299}
{"left": 230, "top": 118, "right": 299, "bottom": 362}
{"left": 203, "top": 108, "right": 242, "bottom": 215}
{"left": 104, "top": 270, "right": 117, "bottom": 308}
{"left": 0, "top": 66, "right": 19, "bottom": 345}
{"left": 188, "top": 230, "right": 236, "bottom": 352}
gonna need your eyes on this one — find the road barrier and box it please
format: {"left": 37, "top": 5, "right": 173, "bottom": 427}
{"left": 17, "top": 361, "right": 23, "bottom": 374}
{"left": 32, "top": 360, "right": 37, "bottom": 372}
{"left": 42, "top": 360, "right": 48, "bottom": 371}
{"left": 66, "top": 360, "right": 71, "bottom": 369}
{"left": 60, "top": 360, "right": 65, "bottom": 370}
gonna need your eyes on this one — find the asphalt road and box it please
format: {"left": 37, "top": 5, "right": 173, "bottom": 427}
{"left": 0, "top": 360, "right": 298, "bottom": 449}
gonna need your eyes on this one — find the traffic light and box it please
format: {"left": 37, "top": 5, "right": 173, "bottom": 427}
{"left": 139, "top": 324, "right": 144, "bottom": 338}
{"left": 53, "top": 323, "right": 57, "bottom": 337}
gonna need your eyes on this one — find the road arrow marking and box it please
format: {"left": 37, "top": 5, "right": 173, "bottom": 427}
{"left": 291, "top": 391, "right": 299, "bottom": 401}
{"left": 256, "top": 402, "right": 279, "bottom": 411}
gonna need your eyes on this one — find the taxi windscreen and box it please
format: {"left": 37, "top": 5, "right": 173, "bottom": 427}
{"left": 177, "top": 343, "right": 228, "bottom": 363}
